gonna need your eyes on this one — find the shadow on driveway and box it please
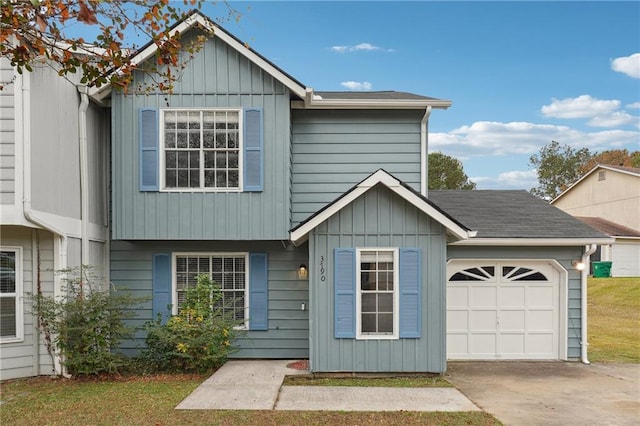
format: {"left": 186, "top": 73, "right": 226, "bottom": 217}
{"left": 446, "top": 362, "right": 640, "bottom": 425}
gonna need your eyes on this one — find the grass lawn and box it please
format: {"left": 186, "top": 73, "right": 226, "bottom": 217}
{"left": 0, "top": 375, "right": 500, "bottom": 426}
{"left": 588, "top": 276, "right": 640, "bottom": 363}
{"left": 283, "top": 375, "right": 452, "bottom": 387}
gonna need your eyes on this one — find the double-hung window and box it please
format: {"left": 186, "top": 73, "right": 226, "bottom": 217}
{"left": 161, "top": 109, "right": 241, "bottom": 190}
{"left": 357, "top": 249, "right": 399, "bottom": 339}
{"left": 0, "top": 248, "right": 23, "bottom": 342}
{"left": 173, "top": 253, "right": 248, "bottom": 327}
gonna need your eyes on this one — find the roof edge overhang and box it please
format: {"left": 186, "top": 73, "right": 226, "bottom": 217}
{"left": 87, "top": 11, "right": 308, "bottom": 104}
{"left": 449, "top": 237, "right": 615, "bottom": 246}
{"left": 289, "top": 169, "right": 475, "bottom": 246}
{"left": 290, "top": 88, "right": 453, "bottom": 110}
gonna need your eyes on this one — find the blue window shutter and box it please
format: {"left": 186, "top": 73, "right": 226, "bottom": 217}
{"left": 249, "top": 253, "right": 268, "bottom": 330}
{"left": 139, "top": 107, "right": 159, "bottom": 191}
{"left": 334, "top": 248, "right": 356, "bottom": 338}
{"left": 152, "top": 253, "right": 172, "bottom": 324}
{"left": 399, "top": 248, "right": 422, "bottom": 338}
{"left": 243, "top": 108, "right": 263, "bottom": 192}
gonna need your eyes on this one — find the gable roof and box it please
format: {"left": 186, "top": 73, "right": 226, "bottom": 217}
{"left": 289, "top": 170, "right": 475, "bottom": 245}
{"left": 552, "top": 164, "right": 640, "bottom": 204}
{"left": 575, "top": 217, "right": 640, "bottom": 238}
{"left": 88, "top": 11, "right": 451, "bottom": 110}
{"left": 428, "top": 190, "right": 612, "bottom": 246}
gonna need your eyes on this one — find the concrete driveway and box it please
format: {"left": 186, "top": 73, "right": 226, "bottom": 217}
{"left": 446, "top": 362, "right": 640, "bottom": 426}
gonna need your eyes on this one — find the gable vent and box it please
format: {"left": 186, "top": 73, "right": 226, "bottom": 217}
{"left": 598, "top": 170, "right": 606, "bottom": 181}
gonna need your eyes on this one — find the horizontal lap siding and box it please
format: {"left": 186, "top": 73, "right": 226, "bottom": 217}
{"left": 446, "top": 245, "right": 584, "bottom": 359}
{"left": 112, "top": 32, "right": 291, "bottom": 240}
{"left": 310, "top": 186, "right": 447, "bottom": 373}
{"left": 0, "top": 59, "right": 15, "bottom": 205}
{"left": 110, "top": 240, "right": 309, "bottom": 358}
{"left": 0, "top": 227, "right": 55, "bottom": 380}
{"left": 291, "top": 109, "right": 423, "bottom": 226}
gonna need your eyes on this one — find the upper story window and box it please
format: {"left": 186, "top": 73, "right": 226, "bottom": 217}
{"left": 161, "top": 109, "right": 242, "bottom": 191}
{"left": 1, "top": 248, "right": 23, "bottom": 343}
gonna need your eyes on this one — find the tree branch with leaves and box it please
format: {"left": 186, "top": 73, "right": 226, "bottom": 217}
{"left": 1, "top": 0, "right": 239, "bottom": 93}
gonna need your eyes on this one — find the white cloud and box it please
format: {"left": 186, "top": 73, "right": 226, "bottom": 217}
{"left": 471, "top": 170, "right": 539, "bottom": 190}
{"left": 430, "top": 120, "right": 640, "bottom": 159}
{"left": 611, "top": 53, "right": 640, "bottom": 78}
{"left": 340, "top": 81, "right": 372, "bottom": 91}
{"left": 627, "top": 102, "right": 640, "bottom": 109}
{"left": 587, "top": 111, "right": 639, "bottom": 128}
{"left": 541, "top": 95, "right": 639, "bottom": 128}
{"left": 330, "top": 43, "right": 393, "bottom": 53}
{"left": 541, "top": 95, "right": 620, "bottom": 119}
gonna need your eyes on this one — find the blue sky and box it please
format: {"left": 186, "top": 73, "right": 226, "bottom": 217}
{"left": 190, "top": 1, "right": 638, "bottom": 190}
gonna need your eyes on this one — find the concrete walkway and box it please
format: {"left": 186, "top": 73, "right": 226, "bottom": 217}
{"left": 176, "top": 360, "right": 480, "bottom": 412}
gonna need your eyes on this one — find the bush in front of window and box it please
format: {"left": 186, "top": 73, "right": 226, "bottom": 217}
{"left": 141, "top": 273, "right": 242, "bottom": 373}
{"left": 27, "top": 266, "right": 143, "bottom": 376}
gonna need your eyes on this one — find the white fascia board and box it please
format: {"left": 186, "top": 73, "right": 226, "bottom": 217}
{"left": 88, "top": 13, "right": 308, "bottom": 102}
{"left": 291, "top": 98, "right": 452, "bottom": 110}
{"left": 290, "top": 170, "right": 473, "bottom": 245}
{"left": 450, "top": 237, "right": 615, "bottom": 246}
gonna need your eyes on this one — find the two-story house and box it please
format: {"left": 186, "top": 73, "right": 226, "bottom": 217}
{"left": 1, "top": 11, "right": 609, "bottom": 378}
{"left": 0, "top": 57, "right": 110, "bottom": 380}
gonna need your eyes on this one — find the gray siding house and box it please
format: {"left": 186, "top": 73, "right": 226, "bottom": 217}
{"left": 1, "top": 11, "right": 610, "bottom": 378}
{"left": 0, "top": 58, "right": 110, "bottom": 380}
{"left": 96, "top": 12, "right": 608, "bottom": 372}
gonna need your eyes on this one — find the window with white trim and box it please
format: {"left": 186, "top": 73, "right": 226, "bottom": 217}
{"left": 161, "top": 109, "right": 241, "bottom": 190}
{"left": 174, "top": 253, "right": 247, "bottom": 325}
{"left": 357, "top": 249, "right": 398, "bottom": 338}
{"left": 1, "top": 248, "right": 23, "bottom": 342}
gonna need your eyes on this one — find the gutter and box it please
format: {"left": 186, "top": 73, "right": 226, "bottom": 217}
{"left": 420, "top": 106, "right": 432, "bottom": 197}
{"left": 581, "top": 244, "right": 597, "bottom": 364}
{"left": 20, "top": 65, "right": 68, "bottom": 376}
{"left": 78, "top": 86, "right": 90, "bottom": 269}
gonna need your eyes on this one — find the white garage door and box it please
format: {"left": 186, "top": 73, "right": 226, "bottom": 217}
{"left": 447, "top": 260, "right": 562, "bottom": 360}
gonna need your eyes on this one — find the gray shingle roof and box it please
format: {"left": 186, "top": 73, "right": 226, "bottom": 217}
{"left": 429, "top": 190, "right": 609, "bottom": 239}
{"left": 314, "top": 91, "right": 443, "bottom": 101}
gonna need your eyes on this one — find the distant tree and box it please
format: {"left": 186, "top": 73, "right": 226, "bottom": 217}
{"left": 529, "top": 140, "right": 593, "bottom": 199}
{"left": 580, "top": 149, "right": 640, "bottom": 173}
{"left": 0, "top": 1, "right": 239, "bottom": 93}
{"left": 428, "top": 152, "right": 476, "bottom": 190}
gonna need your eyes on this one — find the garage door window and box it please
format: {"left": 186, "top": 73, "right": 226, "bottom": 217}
{"left": 450, "top": 265, "right": 548, "bottom": 282}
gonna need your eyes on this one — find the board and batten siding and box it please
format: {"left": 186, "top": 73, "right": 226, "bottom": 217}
{"left": 110, "top": 240, "right": 309, "bottom": 359}
{"left": 0, "top": 227, "right": 56, "bottom": 380}
{"left": 446, "top": 245, "right": 584, "bottom": 359}
{"left": 0, "top": 58, "right": 15, "bottom": 206}
{"left": 291, "top": 109, "right": 423, "bottom": 226}
{"left": 111, "top": 32, "right": 292, "bottom": 240}
{"left": 309, "top": 185, "right": 448, "bottom": 373}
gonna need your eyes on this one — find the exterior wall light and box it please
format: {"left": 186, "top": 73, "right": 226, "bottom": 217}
{"left": 572, "top": 260, "right": 586, "bottom": 271}
{"left": 297, "top": 264, "right": 308, "bottom": 280}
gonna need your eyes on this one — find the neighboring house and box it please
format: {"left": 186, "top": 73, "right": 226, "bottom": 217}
{"left": 0, "top": 11, "right": 609, "bottom": 378}
{"left": 0, "top": 59, "right": 110, "bottom": 380}
{"left": 552, "top": 165, "right": 640, "bottom": 277}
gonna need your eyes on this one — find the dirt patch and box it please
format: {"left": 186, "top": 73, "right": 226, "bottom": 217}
{"left": 286, "top": 360, "right": 309, "bottom": 370}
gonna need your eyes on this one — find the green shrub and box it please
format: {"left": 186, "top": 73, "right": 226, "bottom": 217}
{"left": 28, "top": 266, "right": 143, "bottom": 376}
{"left": 141, "top": 274, "right": 242, "bottom": 373}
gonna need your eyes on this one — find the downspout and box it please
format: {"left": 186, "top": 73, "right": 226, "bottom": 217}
{"left": 78, "top": 85, "right": 90, "bottom": 269}
{"left": 581, "top": 244, "right": 597, "bottom": 364}
{"left": 21, "top": 64, "right": 68, "bottom": 376}
{"left": 420, "top": 106, "right": 432, "bottom": 197}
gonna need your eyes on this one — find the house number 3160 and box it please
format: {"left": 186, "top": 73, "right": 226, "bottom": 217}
{"left": 319, "top": 256, "right": 326, "bottom": 282}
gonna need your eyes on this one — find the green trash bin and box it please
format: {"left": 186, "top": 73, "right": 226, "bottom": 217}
{"left": 592, "top": 261, "right": 612, "bottom": 278}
